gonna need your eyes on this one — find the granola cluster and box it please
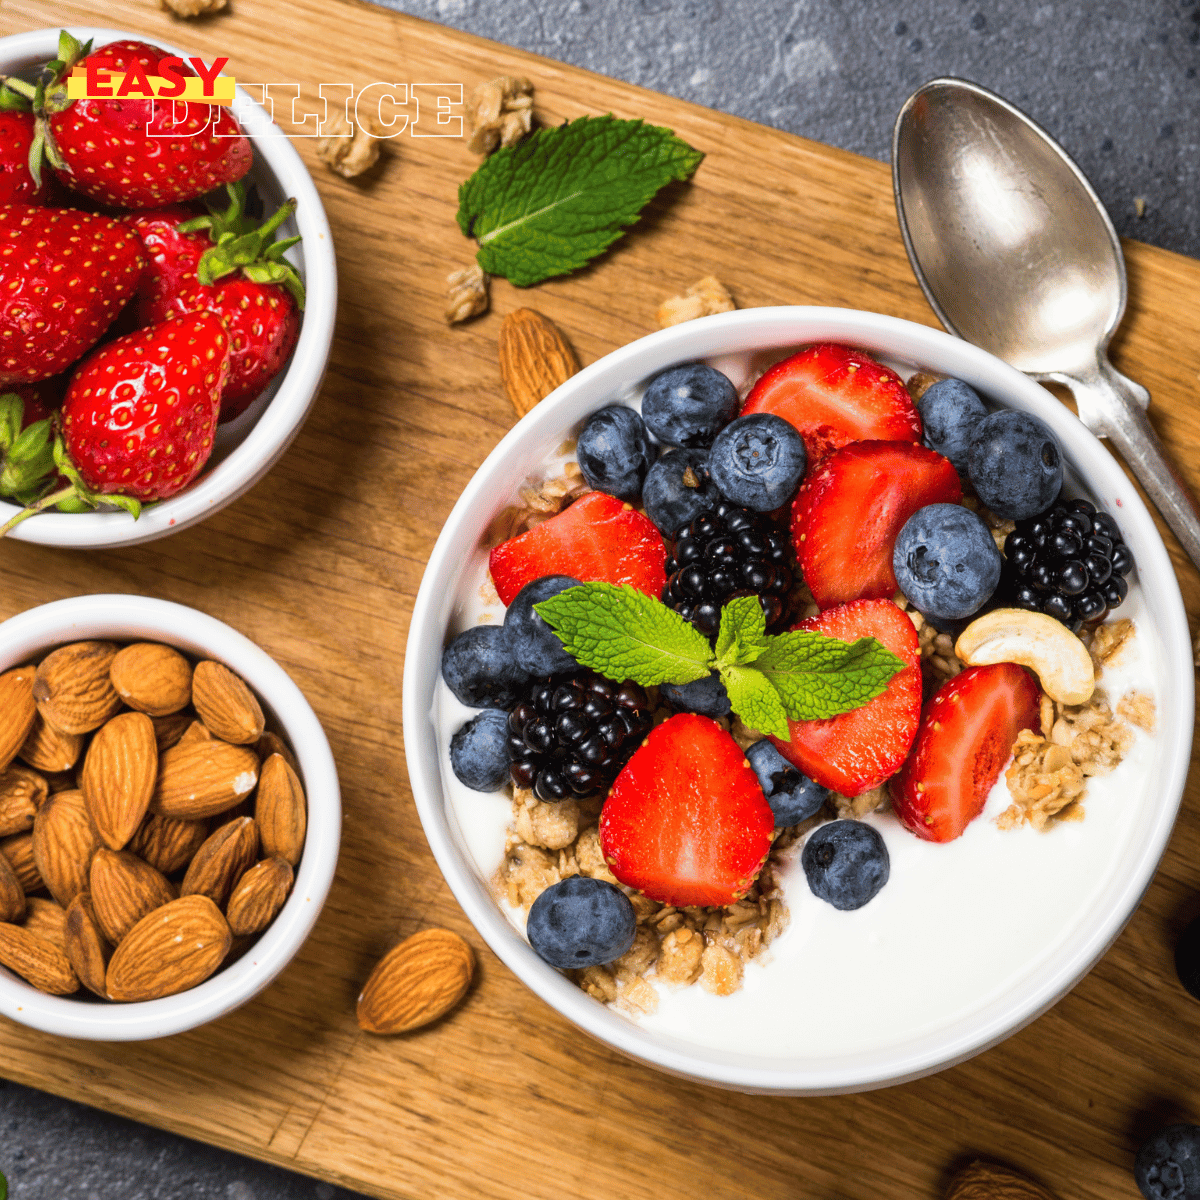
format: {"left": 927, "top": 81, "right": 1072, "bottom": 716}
{"left": 482, "top": 458, "right": 591, "bottom": 548}
{"left": 445, "top": 262, "right": 490, "bottom": 325}
{"left": 315, "top": 110, "right": 381, "bottom": 179}
{"left": 465, "top": 76, "right": 534, "bottom": 155}
{"left": 656, "top": 276, "right": 737, "bottom": 329}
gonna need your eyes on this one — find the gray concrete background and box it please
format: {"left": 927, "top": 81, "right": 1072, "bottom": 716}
{"left": 3, "top": 2, "right": 1197, "bottom": 1197}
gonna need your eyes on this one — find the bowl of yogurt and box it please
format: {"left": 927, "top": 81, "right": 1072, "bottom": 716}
{"left": 403, "top": 306, "right": 1192, "bottom": 1094}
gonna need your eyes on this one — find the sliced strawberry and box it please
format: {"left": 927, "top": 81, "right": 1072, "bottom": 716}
{"left": 489, "top": 491, "right": 668, "bottom": 607}
{"left": 771, "top": 599, "right": 921, "bottom": 797}
{"left": 741, "top": 344, "right": 922, "bottom": 466}
{"left": 600, "top": 713, "right": 774, "bottom": 907}
{"left": 791, "top": 440, "right": 961, "bottom": 609}
{"left": 890, "top": 663, "right": 1041, "bottom": 843}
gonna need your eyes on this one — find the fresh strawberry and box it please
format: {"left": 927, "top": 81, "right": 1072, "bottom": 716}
{"left": 741, "top": 344, "right": 922, "bottom": 466}
{"left": 600, "top": 713, "right": 774, "bottom": 907}
{"left": 890, "top": 664, "right": 1041, "bottom": 843}
{"left": 791, "top": 440, "right": 961, "bottom": 609}
{"left": 124, "top": 205, "right": 207, "bottom": 318}
{"left": 0, "top": 112, "right": 48, "bottom": 204}
{"left": 771, "top": 599, "right": 922, "bottom": 797}
{"left": 489, "top": 491, "right": 668, "bottom": 607}
{"left": 0, "top": 205, "right": 145, "bottom": 386}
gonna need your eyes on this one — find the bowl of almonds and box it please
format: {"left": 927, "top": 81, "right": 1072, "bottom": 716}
{"left": 0, "top": 594, "right": 340, "bottom": 1039}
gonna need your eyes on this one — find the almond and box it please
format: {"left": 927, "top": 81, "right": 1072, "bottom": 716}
{"left": 24, "top": 895, "right": 67, "bottom": 950}
{"left": 226, "top": 857, "right": 293, "bottom": 936}
{"left": 90, "top": 848, "right": 176, "bottom": 945}
{"left": 191, "top": 661, "right": 265, "bottom": 745}
{"left": 64, "top": 892, "right": 111, "bottom": 997}
{"left": 255, "top": 731, "right": 298, "bottom": 775}
{"left": 0, "top": 922, "right": 79, "bottom": 994}
{"left": 109, "top": 642, "right": 193, "bottom": 716}
{"left": 81, "top": 711, "right": 158, "bottom": 850}
{"left": 357, "top": 928, "right": 475, "bottom": 1034}
{"left": 33, "top": 641, "right": 122, "bottom": 735}
{"left": 151, "top": 739, "right": 259, "bottom": 819}
{"left": 150, "top": 710, "right": 194, "bottom": 752}
{"left": 0, "top": 763, "right": 48, "bottom": 837}
{"left": 497, "top": 308, "right": 581, "bottom": 418}
{"left": 0, "top": 832, "right": 42, "bottom": 893}
{"left": 255, "top": 754, "right": 307, "bottom": 866}
{"left": 945, "top": 1161, "right": 1059, "bottom": 1200}
{"left": 181, "top": 816, "right": 259, "bottom": 907}
{"left": 128, "top": 813, "right": 209, "bottom": 876}
{"left": 0, "top": 665, "right": 37, "bottom": 771}
{"left": 177, "top": 719, "right": 213, "bottom": 747}
{"left": 18, "top": 712, "right": 85, "bottom": 773}
{"left": 32, "top": 789, "right": 101, "bottom": 907}
{"left": 0, "top": 848, "right": 24, "bottom": 923}
{"left": 105, "top": 894, "right": 231, "bottom": 1001}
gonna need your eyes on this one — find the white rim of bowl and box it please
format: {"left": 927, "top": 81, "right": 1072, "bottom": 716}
{"left": 0, "top": 27, "right": 338, "bottom": 548}
{"left": 0, "top": 594, "right": 341, "bottom": 1040}
{"left": 404, "top": 305, "right": 1193, "bottom": 1095}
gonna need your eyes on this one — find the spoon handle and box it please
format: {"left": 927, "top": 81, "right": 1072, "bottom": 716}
{"left": 1065, "top": 358, "right": 1200, "bottom": 575}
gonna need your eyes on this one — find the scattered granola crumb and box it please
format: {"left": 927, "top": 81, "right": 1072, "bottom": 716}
{"left": 445, "top": 262, "right": 490, "bottom": 324}
{"left": 657, "top": 927, "right": 704, "bottom": 985}
{"left": 1083, "top": 617, "right": 1134, "bottom": 675}
{"left": 315, "top": 109, "right": 381, "bottom": 179}
{"left": 513, "top": 789, "right": 580, "bottom": 851}
{"left": 656, "top": 276, "right": 736, "bottom": 328}
{"left": 466, "top": 76, "right": 534, "bottom": 155}
{"left": 833, "top": 785, "right": 889, "bottom": 820}
{"left": 1118, "top": 690, "right": 1156, "bottom": 733}
{"left": 699, "top": 941, "right": 742, "bottom": 996}
{"left": 158, "top": 0, "right": 227, "bottom": 15}
{"left": 482, "top": 463, "right": 590, "bottom": 547}
{"left": 904, "top": 370, "right": 943, "bottom": 402}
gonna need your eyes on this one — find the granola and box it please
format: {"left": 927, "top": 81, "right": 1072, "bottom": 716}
{"left": 445, "top": 262, "right": 490, "bottom": 325}
{"left": 656, "top": 276, "right": 736, "bottom": 329}
{"left": 315, "top": 109, "right": 381, "bottom": 179}
{"left": 465, "top": 76, "right": 534, "bottom": 155}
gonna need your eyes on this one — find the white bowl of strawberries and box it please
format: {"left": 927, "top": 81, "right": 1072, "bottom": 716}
{"left": 405, "top": 306, "right": 1192, "bottom": 1094}
{"left": 0, "top": 27, "right": 336, "bottom": 548}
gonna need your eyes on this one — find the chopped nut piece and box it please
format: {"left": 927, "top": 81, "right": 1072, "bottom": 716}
{"left": 656, "top": 275, "right": 736, "bottom": 328}
{"left": 445, "top": 262, "right": 490, "bottom": 324}
{"left": 315, "top": 109, "right": 381, "bottom": 179}
{"left": 158, "top": 0, "right": 227, "bottom": 15}
{"left": 466, "top": 76, "right": 534, "bottom": 155}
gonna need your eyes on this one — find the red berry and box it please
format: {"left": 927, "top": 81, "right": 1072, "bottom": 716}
{"left": 770, "top": 599, "right": 922, "bottom": 797}
{"left": 791, "top": 440, "right": 961, "bottom": 609}
{"left": 742, "top": 344, "right": 922, "bottom": 466}
{"left": 124, "top": 207, "right": 207, "bottom": 321}
{"left": 600, "top": 713, "right": 774, "bottom": 907}
{"left": 489, "top": 491, "right": 668, "bottom": 607}
{"left": 890, "top": 663, "right": 1041, "bottom": 843}
{"left": 0, "top": 113, "right": 47, "bottom": 205}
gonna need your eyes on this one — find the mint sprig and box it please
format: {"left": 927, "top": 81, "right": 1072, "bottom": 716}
{"left": 456, "top": 114, "right": 704, "bottom": 287}
{"left": 535, "top": 584, "right": 907, "bottom": 741}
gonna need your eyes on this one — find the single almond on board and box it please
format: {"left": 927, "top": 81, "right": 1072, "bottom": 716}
{"left": 33, "top": 642, "right": 122, "bottom": 735}
{"left": 18, "top": 712, "right": 85, "bottom": 774}
{"left": 255, "top": 754, "right": 307, "bottom": 867}
{"left": 945, "top": 1161, "right": 1059, "bottom": 1200}
{"left": 32, "top": 789, "right": 101, "bottom": 907}
{"left": 128, "top": 813, "right": 208, "bottom": 876}
{"left": 357, "top": 928, "right": 475, "bottom": 1034}
{"left": 1, "top": 832, "right": 42, "bottom": 893}
{"left": 255, "top": 731, "right": 298, "bottom": 775}
{"left": 226, "top": 857, "right": 293, "bottom": 936}
{"left": 0, "top": 665, "right": 37, "bottom": 771}
{"left": 90, "top": 848, "right": 176, "bottom": 945}
{"left": 109, "top": 642, "right": 193, "bottom": 716}
{"left": 182, "top": 816, "right": 259, "bottom": 908}
{"left": 0, "top": 849, "right": 24, "bottom": 923}
{"left": 151, "top": 739, "right": 259, "bottom": 819}
{"left": 105, "top": 894, "right": 231, "bottom": 1002}
{"left": 149, "top": 710, "right": 194, "bottom": 753}
{"left": 0, "top": 763, "right": 48, "bottom": 837}
{"left": 0, "top": 922, "right": 79, "bottom": 994}
{"left": 64, "top": 892, "right": 112, "bottom": 997}
{"left": 497, "top": 308, "right": 581, "bottom": 418}
{"left": 191, "top": 661, "right": 265, "bottom": 745}
{"left": 24, "top": 895, "right": 67, "bottom": 950}
{"left": 80, "top": 712, "right": 158, "bottom": 851}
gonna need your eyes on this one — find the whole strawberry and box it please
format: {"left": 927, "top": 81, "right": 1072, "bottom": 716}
{"left": 0, "top": 204, "right": 145, "bottom": 386}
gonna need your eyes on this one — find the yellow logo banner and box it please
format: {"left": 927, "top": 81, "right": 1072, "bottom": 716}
{"left": 66, "top": 66, "right": 236, "bottom": 105}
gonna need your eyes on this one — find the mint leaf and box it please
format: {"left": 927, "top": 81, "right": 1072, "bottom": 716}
{"left": 755, "top": 632, "right": 906, "bottom": 720}
{"left": 719, "top": 664, "right": 790, "bottom": 740}
{"left": 534, "top": 582, "right": 713, "bottom": 686}
{"left": 457, "top": 115, "right": 704, "bottom": 287}
{"left": 713, "top": 595, "right": 768, "bottom": 667}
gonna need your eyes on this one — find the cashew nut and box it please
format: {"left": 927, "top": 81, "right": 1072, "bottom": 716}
{"left": 954, "top": 608, "right": 1095, "bottom": 706}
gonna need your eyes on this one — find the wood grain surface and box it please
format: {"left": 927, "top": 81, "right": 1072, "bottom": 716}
{"left": 1, "top": 1, "right": 1199, "bottom": 1198}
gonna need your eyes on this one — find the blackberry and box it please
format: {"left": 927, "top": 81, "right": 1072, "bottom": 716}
{"left": 663, "top": 500, "right": 793, "bottom": 638}
{"left": 507, "top": 670, "right": 652, "bottom": 802}
{"left": 1001, "top": 497, "right": 1134, "bottom": 632}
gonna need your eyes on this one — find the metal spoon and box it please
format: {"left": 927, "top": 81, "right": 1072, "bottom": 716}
{"left": 892, "top": 76, "right": 1200, "bottom": 573}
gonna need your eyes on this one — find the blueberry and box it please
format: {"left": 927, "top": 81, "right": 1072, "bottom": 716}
{"left": 1176, "top": 915, "right": 1200, "bottom": 1002}
{"left": 746, "top": 741, "right": 828, "bottom": 827}
{"left": 707, "top": 413, "right": 807, "bottom": 511}
{"left": 576, "top": 405, "right": 656, "bottom": 501}
{"left": 893, "top": 503, "right": 1002, "bottom": 622}
{"left": 525, "top": 875, "right": 636, "bottom": 969}
{"left": 440, "top": 625, "right": 529, "bottom": 709}
{"left": 1134, "top": 1125, "right": 1200, "bottom": 1200}
{"left": 967, "top": 411, "right": 1064, "bottom": 520}
{"left": 449, "top": 709, "right": 510, "bottom": 791}
{"left": 918, "top": 378, "right": 989, "bottom": 471}
{"left": 660, "top": 672, "right": 731, "bottom": 718}
{"left": 641, "top": 363, "right": 739, "bottom": 448}
{"left": 503, "top": 575, "right": 582, "bottom": 675}
{"left": 643, "top": 448, "right": 716, "bottom": 535}
{"left": 802, "top": 820, "right": 889, "bottom": 911}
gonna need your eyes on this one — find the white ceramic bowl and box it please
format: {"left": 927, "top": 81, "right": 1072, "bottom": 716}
{"left": 0, "top": 594, "right": 341, "bottom": 1040}
{"left": 404, "top": 306, "right": 1193, "bottom": 1095}
{"left": 0, "top": 27, "right": 337, "bottom": 549}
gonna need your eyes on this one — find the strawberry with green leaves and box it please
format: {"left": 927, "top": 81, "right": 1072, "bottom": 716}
{"left": 0, "top": 112, "right": 49, "bottom": 204}
{"left": 0, "top": 387, "right": 56, "bottom": 504}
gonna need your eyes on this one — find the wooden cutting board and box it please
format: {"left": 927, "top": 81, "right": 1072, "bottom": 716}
{"left": 1, "top": 1, "right": 1199, "bottom": 1197}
